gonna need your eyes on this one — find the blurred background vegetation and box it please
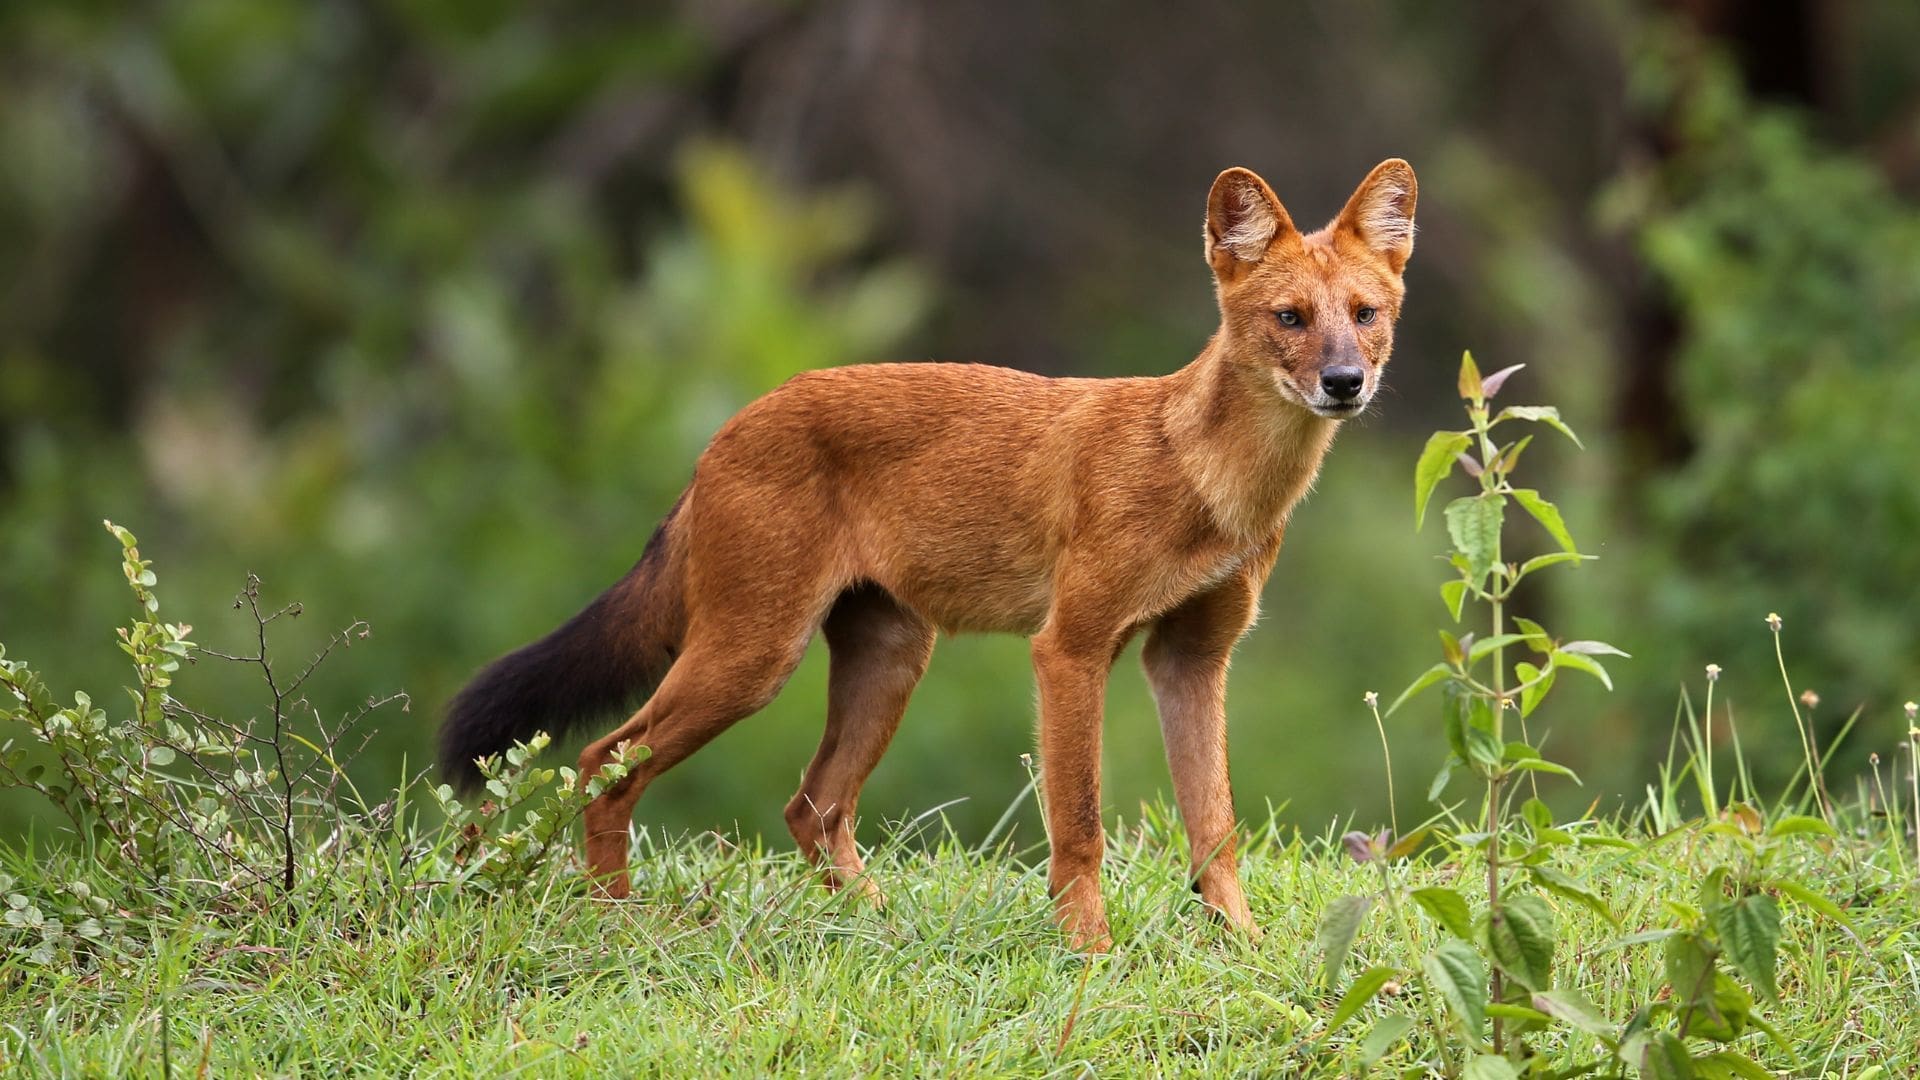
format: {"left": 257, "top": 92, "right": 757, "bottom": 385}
{"left": 4, "top": 0, "right": 1918, "bottom": 845}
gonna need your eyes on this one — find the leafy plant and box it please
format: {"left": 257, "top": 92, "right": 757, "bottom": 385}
{"left": 429, "top": 732, "right": 643, "bottom": 894}
{"left": 0, "top": 522, "right": 632, "bottom": 955}
{"left": 1318, "top": 355, "right": 1852, "bottom": 1077}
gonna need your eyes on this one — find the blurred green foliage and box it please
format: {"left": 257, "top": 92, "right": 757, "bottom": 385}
{"left": 3, "top": 2, "right": 1918, "bottom": 846}
{"left": 1612, "top": 34, "right": 1920, "bottom": 776}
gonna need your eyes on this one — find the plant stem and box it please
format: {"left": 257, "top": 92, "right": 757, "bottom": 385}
{"left": 1371, "top": 855, "right": 1453, "bottom": 1075}
{"left": 1701, "top": 675, "right": 1718, "bottom": 818}
{"left": 1769, "top": 623, "right": 1830, "bottom": 821}
{"left": 1368, "top": 696, "right": 1398, "bottom": 838}
{"left": 1475, "top": 405, "right": 1507, "bottom": 1056}
{"left": 1908, "top": 722, "right": 1919, "bottom": 874}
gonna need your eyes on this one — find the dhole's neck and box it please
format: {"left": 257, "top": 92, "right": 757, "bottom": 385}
{"left": 1161, "top": 337, "right": 1340, "bottom": 541}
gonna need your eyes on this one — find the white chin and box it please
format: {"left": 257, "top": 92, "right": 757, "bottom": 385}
{"left": 1309, "top": 401, "right": 1366, "bottom": 419}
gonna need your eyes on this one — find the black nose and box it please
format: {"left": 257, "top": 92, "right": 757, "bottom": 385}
{"left": 1320, "top": 366, "right": 1366, "bottom": 401}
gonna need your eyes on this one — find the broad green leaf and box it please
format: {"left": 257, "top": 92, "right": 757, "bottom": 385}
{"left": 1316, "top": 894, "right": 1373, "bottom": 988}
{"left": 1422, "top": 940, "right": 1487, "bottom": 1035}
{"left": 1531, "top": 989, "right": 1615, "bottom": 1037}
{"left": 1428, "top": 756, "right": 1458, "bottom": 801}
{"left": 1328, "top": 965, "right": 1399, "bottom": 1032}
{"left": 1767, "top": 815, "right": 1836, "bottom": 838}
{"left": 1769, "top": 878, "right": 1856, "bottom": 935}
{"left": 1552, "top": 650, "right": 1614, "bottom": 691}
{"left": 1514, "top": 660, "right": 1554, "bottom": 718}
{"left": 1386, "top": 663, "right": 1452, "bottom": 718}
{"left": 1415, "top": 431, "right": 1473, "bottom": 529}
{"left": 1530, "top": 865, "right": 1618, "bottom": 926}
{"left": 1485, "top": 1002, "right": 1553, "bottom": 1025}
{"left": 1464, "top": 1054, "right": 1521, "bottom": 1080}
{"left": 1711, "top": 895, "right": 1781, "bottom": 1002}
{"left": 1495, "top": 404, "right": 1584, "bottom": 448}
{"left": 1458, "top": 350, "right": 1484, "bottom": 403}
{"left": 1446, "top": 493, "right": 1505, "bottom": 587}
{"left": 1440, "top": 579, "right": 1468, "bottom": 622}
{"left": 148, "top": 746, "right": 175, "bottom": 767}
{"left": 1517, "top": 551, "right": 1592, "bottom": 579}
{"left": 1467, "top": 633, "right": 1530, "bottom": 662}
{"left": 1521, "top": 797, "right": 1553, "bottom": 831}
{"left": 1622, "top": 1029, "right": 1696, "bottom": 1080}
{"left": 1487, "top": 893, "right": 1556, "bottom": 991}
{"left": 1509, "top": 757, "right": 1581, "bottom": 782}
{"left": 1465, "top": 726, "right": 1504, "bottom": 770}
{"left": 1664, "top": 931, "right": 1719, "bottom": 1008}
{"left": 1509, "top": 488, "right": 1578, "bottom": 554}
{"left": 1685, "top": 972, "right": 1754, "bottom": 1043}
{"left": 1359, "top": 1012, "right": 1415, "bottom": 1065}
{"left": 1558, "top": 639, "right": 1631, "bottom": 658}
{"left": 1511, "top": 616, "right": 1552, "bottom": 653}
{"left": 1410, "top": 886, "right": 1474, "bottom": 939}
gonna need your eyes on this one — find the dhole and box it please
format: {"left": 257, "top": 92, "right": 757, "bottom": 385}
{"left": 441, "top": 160, "right": 1417, "bottom": 950}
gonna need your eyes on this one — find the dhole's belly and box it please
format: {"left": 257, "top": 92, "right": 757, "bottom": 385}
{"left": 866, "top": 529, "right": 1057, "bottom": 636}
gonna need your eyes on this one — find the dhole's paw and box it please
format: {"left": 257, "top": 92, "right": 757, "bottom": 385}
{"left": 1068, "top": 922, "right": 1114, "bottom": 953}
{"left": 1056, "top": 908, "right": 1114, "bottom": 952}
{"left": 827, "top": 870, "right": 887, "bottom": 909}
{"left": 1195, "top": 887, "right": 1259, "bottom": 939}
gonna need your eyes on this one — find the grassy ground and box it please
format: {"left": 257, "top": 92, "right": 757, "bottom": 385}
{"left": 2, "top": 802, "right": 1913, "bottom": 1078}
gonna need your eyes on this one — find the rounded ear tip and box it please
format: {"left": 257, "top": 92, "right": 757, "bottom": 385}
{"left": 1374, "top": 158, "right": 1417, "bottom": 182}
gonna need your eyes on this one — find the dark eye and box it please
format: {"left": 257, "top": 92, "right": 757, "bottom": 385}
{"left": 1355, "top": 306, "right": 1377, "bottom": 325}
{"left": 1276, "top": 309, "right": 1301, "bottom": 327}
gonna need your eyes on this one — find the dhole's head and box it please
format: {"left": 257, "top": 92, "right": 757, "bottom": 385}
{"left": 1204, "top": 159, "right": 1416, "bottom": 419}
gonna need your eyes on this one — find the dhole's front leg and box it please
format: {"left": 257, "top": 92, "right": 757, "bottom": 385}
{"left": 1141, "top": 579, "right": 1262, "bottom": 938}
{"left": 1031, "top": 626, "right": 1119, "bottom": 952}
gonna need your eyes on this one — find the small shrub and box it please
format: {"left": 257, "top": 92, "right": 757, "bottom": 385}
{"left": 0, "top": 522, "right": 630, "bottom": 960}
{"left": 1319, "top": 355, "right": 1855, "bottom": 1078}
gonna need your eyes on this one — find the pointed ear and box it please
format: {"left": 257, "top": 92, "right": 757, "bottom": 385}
{"left": 1206, "top": 167, "right": 1296, "bottom": 272}
{"left": 1334, "top": 158, "right": 1417, "bottom": 273}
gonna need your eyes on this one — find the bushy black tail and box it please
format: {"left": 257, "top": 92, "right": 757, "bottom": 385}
{"left": 439, "top": 509, "right": 684, "bottom": 791}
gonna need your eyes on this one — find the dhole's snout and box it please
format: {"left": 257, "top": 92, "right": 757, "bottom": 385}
{"left": 1306, "top": 363, "right": 1371, "bottom": 417}
{"left": 1320, "top": 366, "right": 1365, "bottom": 402}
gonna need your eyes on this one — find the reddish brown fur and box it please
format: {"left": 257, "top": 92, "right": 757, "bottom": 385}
{"left": 444, "top": 160, "right": 1417, "bottom": 950}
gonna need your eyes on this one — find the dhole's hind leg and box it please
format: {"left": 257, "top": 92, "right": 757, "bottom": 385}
{"left": 785, "top": 585, "right": 934, "bottom": 900}
{"left": 577, "top": 631, "right": 811, "bottom": 898}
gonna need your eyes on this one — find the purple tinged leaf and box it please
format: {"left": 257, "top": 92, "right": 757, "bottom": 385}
{"left": 1343, "top": 831, "right": 1378, "bottom": 864}
{"left": 1479, "top": 363, "right": 1526, "bottom": 399}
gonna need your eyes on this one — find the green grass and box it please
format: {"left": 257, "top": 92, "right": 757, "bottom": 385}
{"left": 3, "top": 801, "right": 1914, "bottom": 1078}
